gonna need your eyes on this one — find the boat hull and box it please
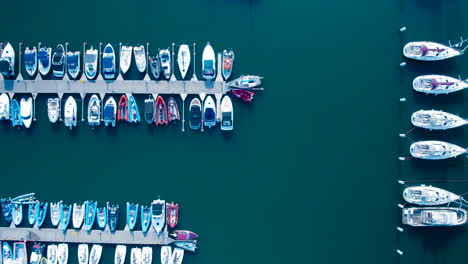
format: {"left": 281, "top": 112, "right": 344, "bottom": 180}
{"left": 403, "top": 41, "right": 462, "bottom": 61}
{"left": 177, "top": 45, "right": 190, "bottom": 79}
{"left": 412, "top": 75, "right": 468, "bottom": 94}
{"left": 411, "top": 110, "right": 467, "bottom": 130}
{"left": 202, "top": 42, "right": 216, "bottom": 80}
{"left": 220, "top": 95, "right": 233, "bottom": 131}
{"left": 410, "top": 140, "right": 467, "bottom": 160}
{"left": 402, "top": 207, "right": 468, "bottom": 226}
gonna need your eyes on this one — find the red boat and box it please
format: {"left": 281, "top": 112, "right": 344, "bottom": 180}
{"left": 166, "top": 202, "right": 179, "bottom": 228}
{"left": 154, "top": 96, "right": 168, "bottom": 125}
{"left": 171, "top": 230, "right": 199, "bottom": 241}
{"left": 167, "top": 97, "right": 180, "bottom": 122}
{"left": 117, "top": 95, "right": 129, "bottom": 121}
{"left": 231, "top": 89, "right": 254, "bottom": 103}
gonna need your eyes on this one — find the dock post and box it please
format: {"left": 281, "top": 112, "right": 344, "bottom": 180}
{"left": 171, "top": 43, "right": 176, "bottom": 81}
{"left": 81, "top": 43, "right": 86, "bottom": 81}
{"left": 215, "top": 52, "right": 223, "bottom": 82}
{"left": 80, "top": 93, "right": 86, "bottom": 121}
{"left": 32, "top": 93, "right": 37, "bottom": 121}
{"left": 97, "top": 43, "right": 103, "bottom": 80}
{"left": 117, "top": 43, "right": 123, "bottom": 81}
{"left": 191, "top": 43, "right": 197, "bottom": 81}
{"left": 17, "top": 43, "right": 23, "bottom": 80}
{"left": 180, "top": 93, "right": 187, "bottom": 132}
{"left": 0, "top": 43, "right": 3, "bottom": 81}
{"left": 37, "top": 42, "right": 42, "bottom": 80}
{"left": 143, "top": 43, "right": 150, "bottom": 81}
{"left": 58, "top": 93, "right": 63, "bottom": 122}
{"left": 99, "top": 93, "right": 106, "bottom": 120}
{"left": 215, "top": 94, "right": 222, "bottom": 122}
{"left": 199, "top": 93, "right": 206, "bottom": 132}
{"left": 63, "top": 43, "right": 69, "bottom": 81}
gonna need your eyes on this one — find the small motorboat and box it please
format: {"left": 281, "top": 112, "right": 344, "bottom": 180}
{"left": 117, "top": 95, "right": 128, "bottom": 122}
{"left": 66, "top": 51, "right": 80, "bottom": 79}
{"left": 96, "top": 206, "right": 107, "bottom": 229}
{"left": 141, "top": 247, "right": 152, "bottom": 264}
{"left": 402, "top": 207, "right": 468, "bottom": 226}
{"left": 173, "top": 241, "right": 197, "bottom": 253}
{"left": 114, "top": 245, "right": 126, "bottom": 264}
{"left": 38, "top": 45, "right": 52, "bottom": 76}
{"left": 144, "top": 97, "right": 155, "bottom": 124}
{"left": 103, "top": 97, "right": 117, "bottom": 127}
{"left": 57, "top": 244, "right": 68, "bottom": 264}
{"left": 128, "top": 95, "right": 140, "bottom": 123}
{"left": 20, "top": 97, "right": 33, "bottom": 128}
{"left": 177, "top": 44, "right": 190, "bottom": 79}
{"left": 410, "top": 140, "right": 466, "bottom": 160}
{"left": 220, "top": 95, "right": 233, "bottom": 131}
{"left": 133, "top": 45, "right": 146, "bottom": 73}
{"left": 140, "top": 205, "right": 151, "bottom": 233}
{"left": 11, "top": 193, "right": 36, "bottom": 204}
{"left": 3, "top": 242, "right": 13, "bottom": 264}
{"left": 189, "top": 98, "right": 201, "bottom": 130}
{"left": 72, "top": 202, "right": 85, "bottom": 229}
{"left": 0, "top": 93, "right": 10, "bottom": 120}
{"left": 50, "top": 201, "right": 61, "bottom": 227}
{"left": 160, "top": 246, "right": 171, "bottom": 264}
{"left": 24, "top": 46, "right": 38, "bottom": 77}
{"left": 77, "top": 244, "right": 88, "bottom": 264}
{"left": 149, "top": 54, "right": 161, "bottom": 79}
{"left": 52, "top": 44, "right": 66, "bottom": 78}
{"left": 203, "top": 95, "right": 216, "bottom": 128}
{"left": 155, "top": 96, "right": 168, "bottom": 126}
{"left": 88, "top": 95, "right": 101, "bottom": 127}
{"left": 36, "top": 202, "right": 48, "bottom": 227}
{"left": 202, "top": 42, "right": 216, "bottom": 80}
{"left": 47, "top": 98, "right": 61, "bottom": 123}
{"left": 159, "top": 49, "right": 171, "bottom": 79}
{"left": 0, "top": 43, "right": 15, "bottom": 77}
{"left": 231, "top": 89, "right": 254, "bottom": 103}
{"left": 126, "top": 202, "right": 139, "bottom": 231}
{"left": 222, "top": 49, "right": 234, "bottom": 80}
{"left": 107, "top": 202, "right": 119, "bottom": 233}
{"left": 30, "top": 243, "right": 45, "bottom": 264}
{"left": 60, "top": 204, "right": 71, "bottom": 231}
{"left": 170, "top": 248, "right": 184, "bottom": 264}
{"left": 102, "top": 43, "right": 116, "bottom": 79}
{"left": 89, "top": 245, "right": 102, "bottom": 264}
{"left": 412, "top": 75, "right": 468, "bottom": 94}
{"left": 47, "top": 245, "right": 57, "bottom": 264}
{"left": 403, "top": 41, "right": 462, "bottom": 61}
{"left": 120, "top": 45, "right": 133, "bottom": 74}
{"left": 10, "top": 99, "right": 22, "bottom": 127}
{"left": 227, "top": 75, "right": 262, "bottom": 89}
{"left": 28, "top": 201, "right": 39, "bottom": 225}
{"left": 64, "top": 96, "right": 77, "bottom": 130}
{"left": 167, "top": 97, "right": 180, "bottom": 122}
{"left": 130, "top": 248, "right": 141, "bottom": 264}
{"left": 14, "top": 242, "right": 27, "bottom": 264}
{"left": 403, "top": 185, "right": 460, "bottom": 206}
{"left": 411, "top": 110, "right": 467, "bottom": 130}
{"left": 171, "top": 230, "right": 198, "bottom": 241}
{"left": 151, "top": 198, "right": 165, "bottom": 234}
{"left": 12, "top": 203, "right": 22, "bottom": 226}
{"left": 84, "top": 200, "right": 97, "bottom": 232}
{"left": 84, "top": 46, "right": 98, "bottom": 80}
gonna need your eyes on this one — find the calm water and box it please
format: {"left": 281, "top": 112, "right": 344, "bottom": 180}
{"left": 0, "top": 0, "right": 467, "bottom": 264}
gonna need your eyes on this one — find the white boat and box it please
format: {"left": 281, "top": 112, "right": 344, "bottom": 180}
{"left": 170, "top": 248, "right": 184, "bottom": 264}
{"left": 47, "top": 98, "right": 61, "bottom": 123}
{"left": 177, "top": 44, "right": 190, "bottom": 79}
{"left": 402, "top": 207, "right": 468, "bottom": 226}
{"left": 64, "top": 96, "right": 77, "bottom": 130}
{"left": 151, "top": 199, "right": 165, "bottom": 234}
{"left": 120, "top": 45, "right": 132, "bottom": 74}
{"left": 411, "top": 110, "right": 467, "bottom": 130}
{"left": 47, "top": 245, "right": 58, "bottom": 264}
{"left": 72, "top": 202, "right": 85, "bottom": 229}
{"left": 20, "top": 97, "right": 33, "bottom": 128}
{"left": 89, "top": 245, "right": 102, "bottom": 264}
{"left": 227, "top": 75, "right": 262, "bottom": 89}
{"left": 403, "top": 41, "right": 462, "bottom": 61}
{"left": 77, "top": 244, "right": 89, "bottom": 264}
{"left": 0, "top": 43, "right": 15, "bottom": 77}
{"left": 50, "top": 201, "right": 61, "bottom": 227}
{"left": 160, "top": 246, "right": 171, "bottom": 264}
{"left": 88, "top": 95, "right": 101, "bottom": 127}
{"left": 220, "top": 95, "right": 233, "bottom": 131}
{"left": 12, "top": 203, "right": 22, "bottom": 226}
{"left": 103, "top": 96, "right": 117, "bottom": 127}
{"left": 114, "top": 245, "right": 126, "bottom": 264}
{"left": 38, "top": 46, "right": 52, "bottom": 76}
{"left": 0, "top": 93, "right": 10, "bottom": 120}
{"left": 403, "top": 185, "right": 460, "bottom": 206}
{"left": 202, "top": 42, "right": 216, "bottom": 80}
{"left": 24, "top": 47, "right": 37, "bottom": 77}
{"left": 52, "top": 44, "right": 66, "bottom": 78}
{"left": 410, "top": 140, "right": 466, "bottom": 160}
{"left": 203, "top": 95, "right": 216, "bottom": 128}
{"left": 14, "top": 242, "right": 27, "bottom": 264}
{"left": 159, "top": 49, "right": 171, "bottom": 79}
{"left": 57, "top": 244, "right": 68, "bottom": 264}
{"left": 133, "top": 45, "right": 146, "bottom": 73}
{"left": 84, "top": 47, "right": 98, "bottom": 80}
{"left": 141, "top": 247, "right": 152, "bottom": 264}
{"left": 412, "top": 75, "right": 468, "bottom": 94}
{"left": 102, "top": 43, "right": 116, "bottom": 79}
{"left": 130, "top": 248, "right": 141, "bottom": 264}
{"left": 67, "top": 51, "right": 80, "bottom": 79}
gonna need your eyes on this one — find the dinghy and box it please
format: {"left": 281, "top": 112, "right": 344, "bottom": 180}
{"left": 0, "top": 93, "right": 10, "bottom": 120}
{"left": 151, "top": 199, "right": 165, "bottom": 234}
{"left": 30, "top": 243, "right": 45, "bottom": 264}
{"left": 24, "top": 46, "right": 38, "bottom": 77}
{"left": 77, "top": 244, "right": 88, "bottom": 264}
{"left": 52, "top": 44, "right": 65, "bottom": 78}
{"left": 160, "top": 246, "right": 171, "bottom": 264}
{"left": 47, "top": 245, "right": 57, "bottom": 264}
{"left": 232, "top": 89, "right": 254, "bottom": 103}
{"left": 140, "top": 206, "right": 151, "bottom": 233}
{"left": 220, "top": 95, "right": 233, "bottom": 131}
{"left": 411, "top": 110, "right": 468, "bottom": 130}
{"left": 0, "top": 43, "right": 15, "bottom": 77}
{"left": 202, "top": 42, "right": 216, "bottom": 80}
{"left": 36, "top": 202, "right": 48, "bottom": 227}
{"left": 60, "top": 204, "right": 71, "bottom": 231}
{"left": 28, "top": 201, "right": 38, "bottom": 225}
{"left": 177, "top": 44, "right": 190, "bottom": 79}
{"left": 171, "top": 230, "right": 199, "bottom": 241}
{"left": 67, "top": 51, "right": 80, "bottom": 79}
{"left": 12, "top": 203, "right": 22, "bottom": 226}
{"left": 155, "top": 96, "right": 168, "bottom": 126}
{"left": 57, "top": 244, "right": 68, "bottom": 264}
{"left": 72, "top": 202, "right": 85, "bottom": 229}
{"left": 120, "top": 45, "right": 132, "bottom": 74}
{"left": 84, "top": 200, "right": 97, "bottom": 232}
{"left": 167, "top": 97, "right": 180, "bottom": 122}
{"left": 128, "top": 95, "right": 140, "bottom": 123}
{"left": 189, "top": 98, "right": 202, "bottom": 130}
{"left": 141, "top": 247, "right": 152, "bottom": 264}
{"left": 173, "top": 241, "right": 197, "bottom": 252}
{"left": 3, "top": 242, "right": 12, "bottom": 264}
{"left": 64, "top": 96, "right": 77, "bottom": 130}
{"left": 50, "top": 201, "right": 61, "bottom": 227}
{"left": 144, "top": 97, "right": 154, "bottom": 124}
{"left": 96, "top": 207, "right": 107, "bottom": 229}
{"left": 14, "top": 242, "right": 27, "bottom": 264}
{"left": 10, "top": 99, "right": 22, "bottom": 127}
{"left": 410, "top": 140, "right": 467, "bottom": 160}
{"left": 89, "top": 245, "right": 102, "bottom": 264}
{"left": 402, "top": 207, "right": 468, "bottom": 226}
{"left": 203, "top": 95, "right": 216, "bottom": 128}
{"left": 114, "top": 245, "right": 126, "bottom": 264}
{"left": 47, "top": 98, "right": 61, "bottom": 123}
{"left": 20, "top": 97, "right": 33, "bottom": 128}
{"left": 130, "top": 248, "right": 141, "bottom": 264}
{"left": 227, "top": 75, "right": 262, "bottom": 89}
{"left": 87, "top": 95, "right": 101, "bottom": 127}
{"left": 222, "top": 49, "right": 234, "bottom": 80}
{"left": 103, "top": 97, "right": 117, "bottom": 127}
{"left": 403, "top": 185, "right": 460, "bottom": 206}
{"left": 1, "top": 199, "right": 12, "bottom": 222}
{"left": 38, "top": 45, "right": 52, "bottom": 76}
{"left": 107, "top": 202, "right": 119, "bottom": 233}
{"left": 149, "top": 54, "right": 161, "bottom": 79}
{"left": 117, "top": 95, "right": 128, "bottom": 122}
{"left": 126, "top": 202, "right": 139, "bottom": 231}
{"left": 171, "top": 248, "right": 184, "bottom": 264}
{"left": 84, "top": 46, "right": 98, "bottom": 80}
{"left": 159, "top": 49, "right": 171, "bottom": 79}
{"left": 166, "top": 202, "right": 178, "bottom": 229}
{"left": 133, "top": 45, "right": 146, "bottom": 73}
{"left": 403, "top": 41, "right": 462, "bottom": 61}
{"left": 102, "top": 43, "right": 116, "bottom": 79}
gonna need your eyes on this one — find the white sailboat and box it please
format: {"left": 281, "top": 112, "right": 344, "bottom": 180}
{"left": 403, "top": 41, "right": 462, "bottom": 61}
{"left": 411, "top": 110, "right": 467, "bottom": 130}
{"left": 177, "top": 44, "right": 190, "bottom": 79}
{"left": 403, "top": 185, "right": 460, "bottom": 206}
{"left": 410, "top": 140, "right": 467, "bottom": 160}
{"left": 412, "top": 75, "right": 468, "bottom": 94}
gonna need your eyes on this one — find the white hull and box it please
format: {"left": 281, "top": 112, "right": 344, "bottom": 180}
{"left": 24, "top": 47, "right": 38, "bottom": 77}
{"left": 171, "top": 248, "right": 184, "bottom": 264}
{"left": 203, "top": 95, "right": 216, "bottom": 127}
{"left": 411, "top": 110, "right": 467, "bottom": 130}
{"left": 104, "top": 97, "right": 117, "bottom": 127}
{"left": 64, "top": 96, "right": 77, "bottom": 130}
{"left": 48, "top": 98, "right": 61, "bottom": 123}
{"left": 403, "top": 41, "right": 462, "bottom": 61}
{"left": 403, "top": 185, "right": 460, "bottom": 206}
{"left": 73, "top": 203, "right": 85, "bottom": 229}
{"left": 134, "top": 45, "right": 146, "bottom": 73}
{"left": 177, "top": 44, "right": 190, "bottom": 79}
{"left": 220, "top": 95, "right": 233, "bottom": 131}
{"left": 0, "top": 93, "right": 10, "bottom": 120}
{"left": 410, "top": 140, "right": 467, "bottom": 160}
{"left": 141, "top": 247, "right": 152, "bottom": 264}
{"left": 130, "top": 248, "right": 142, "bottom": 264}
{"left": 84, "top": 47, "right": 98, "bottom": 80}
{"left": 120, "top": 46, "right": 132, "bottom": 74}
{"left": 39, "top": 47, "right": 52, "bottom": 76}
{"left": 402, "top": 207, "right": 468, "bottom": 226}
{"left": 47, "top": 245, "right": 58, "bottom": 264}
{"left": 160, "top": 246, "right": 171, "bottom": 264}
{"left": 89, "top": 245, "right": 102, "bottom": 264}
{"left": 67, "top": 51, "right": 81, "bottom": 80}
{"left": 202, "top": 42, "right": 216, "bottom": 80}
{"left": 88, "top": 95, "right": 101, "bottom": 126}
{"left": 1, "top": 43, "right": 15, "bottom": 77}
{"left": 78, "top": 244, "right": 89, "bottom": 264}
{"left": 151, "top": 199, "right": 165, "bottom": 234}
{"left": 50, "top": 201, "right": 61, "bottom": 227}
{"left": 57, "top": 244, "right": 68, "bottom": 264}
{"left": 20, "top": 97, "right": 32, "bottom": 128}
{"left": 159, "top": 49, "right": 171, "bottom": 79}
{"left": 114, "top": 245, "right": 126, "bottom": 264}
{"left": 412, "top": 75, "right": 468, "bottom": 94}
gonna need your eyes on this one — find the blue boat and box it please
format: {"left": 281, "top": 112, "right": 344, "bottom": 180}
{"left": 10, "top": 99, "right": 22, "bottom": 127}
{"left": 3, "top": 242, "right": 12, "bottom": 264}
{"left": 128, "top": 95, "right": 140, "bottom": 123}
{"left": 107, "top": 202, "right": 119, "bottom": 233}
{"left": 60, "top": 204, "right": 72, "bottom": 231}
{"left": 96, "top": 206, "right": 107, "bottom": 229}
{"left": 140, "top": 205, "right": 151, "bottom": 233}
{"left": 1, "top": 198, "right": 12, "bottom": 222}
{"left": 28, "top": 201, "right": 39, "bottom": 226}
{"left": 102, "top": 43, "right": 116, "bottom": 80}
{"left": 84, "top": 200, "right": 97, "bottom": 232}
{"left": 126, "top": 202, "right": 138, "bottom": 231}
{"left": 36, "top": 202, "right": 48, "bottom": 228}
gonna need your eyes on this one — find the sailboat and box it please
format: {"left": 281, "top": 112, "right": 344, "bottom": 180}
{"left": 177, "top": 44, "right": 190, "bottom": 79}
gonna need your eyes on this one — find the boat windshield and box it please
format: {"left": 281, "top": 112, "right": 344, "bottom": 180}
{"left": 205, "top": 108, "right": 215, "bottom": 121}
{"left": 102, "top": 58, "right": 114, "bottom": 71}
{"left": 222, "top": 112, "right": 232, "bottom": 126}
{"left": 52, "top": 54, "right": 64, "bottom": 64}
{"left": 203, "top": 60, "right": 214, "bottom": 75}
{"left": 67, "top": 55, "right": 78, "bottom": 66}
{"left": 24, "top": 53, "right": 35, "bottom": 65}
{"left": 85, "top": 54, "right": 96, "bottom": 63}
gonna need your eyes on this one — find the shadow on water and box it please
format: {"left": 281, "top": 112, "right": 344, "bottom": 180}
{"left": 410, "top": 227, "right": 466, "bottom": 252}
{"left": 412, "top": 0, "right": 456, "bottom": 9}
{"left": 222, "top": 0, "right": 261, "bottom": 4}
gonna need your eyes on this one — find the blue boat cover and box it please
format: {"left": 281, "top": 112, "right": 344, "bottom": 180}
{"left": 104, "top": 46, "right": 113, "bottom": 53}
{"left": 103, "top": 106, "right": 115, "bottom": 120}
{"left": 67, "top": 55, "right": 78, "bottom": 65}
{"left": 24, "top": 53, "right": 35, "bottom": 64}
{"left": 205, "top": 108, "right": 215, "bottom": 122}
{"left": 203, "top": 60, "right": 214, "bottom": 75}
{"left": 102, "top": 58, "right": 114, "bottom": 69}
